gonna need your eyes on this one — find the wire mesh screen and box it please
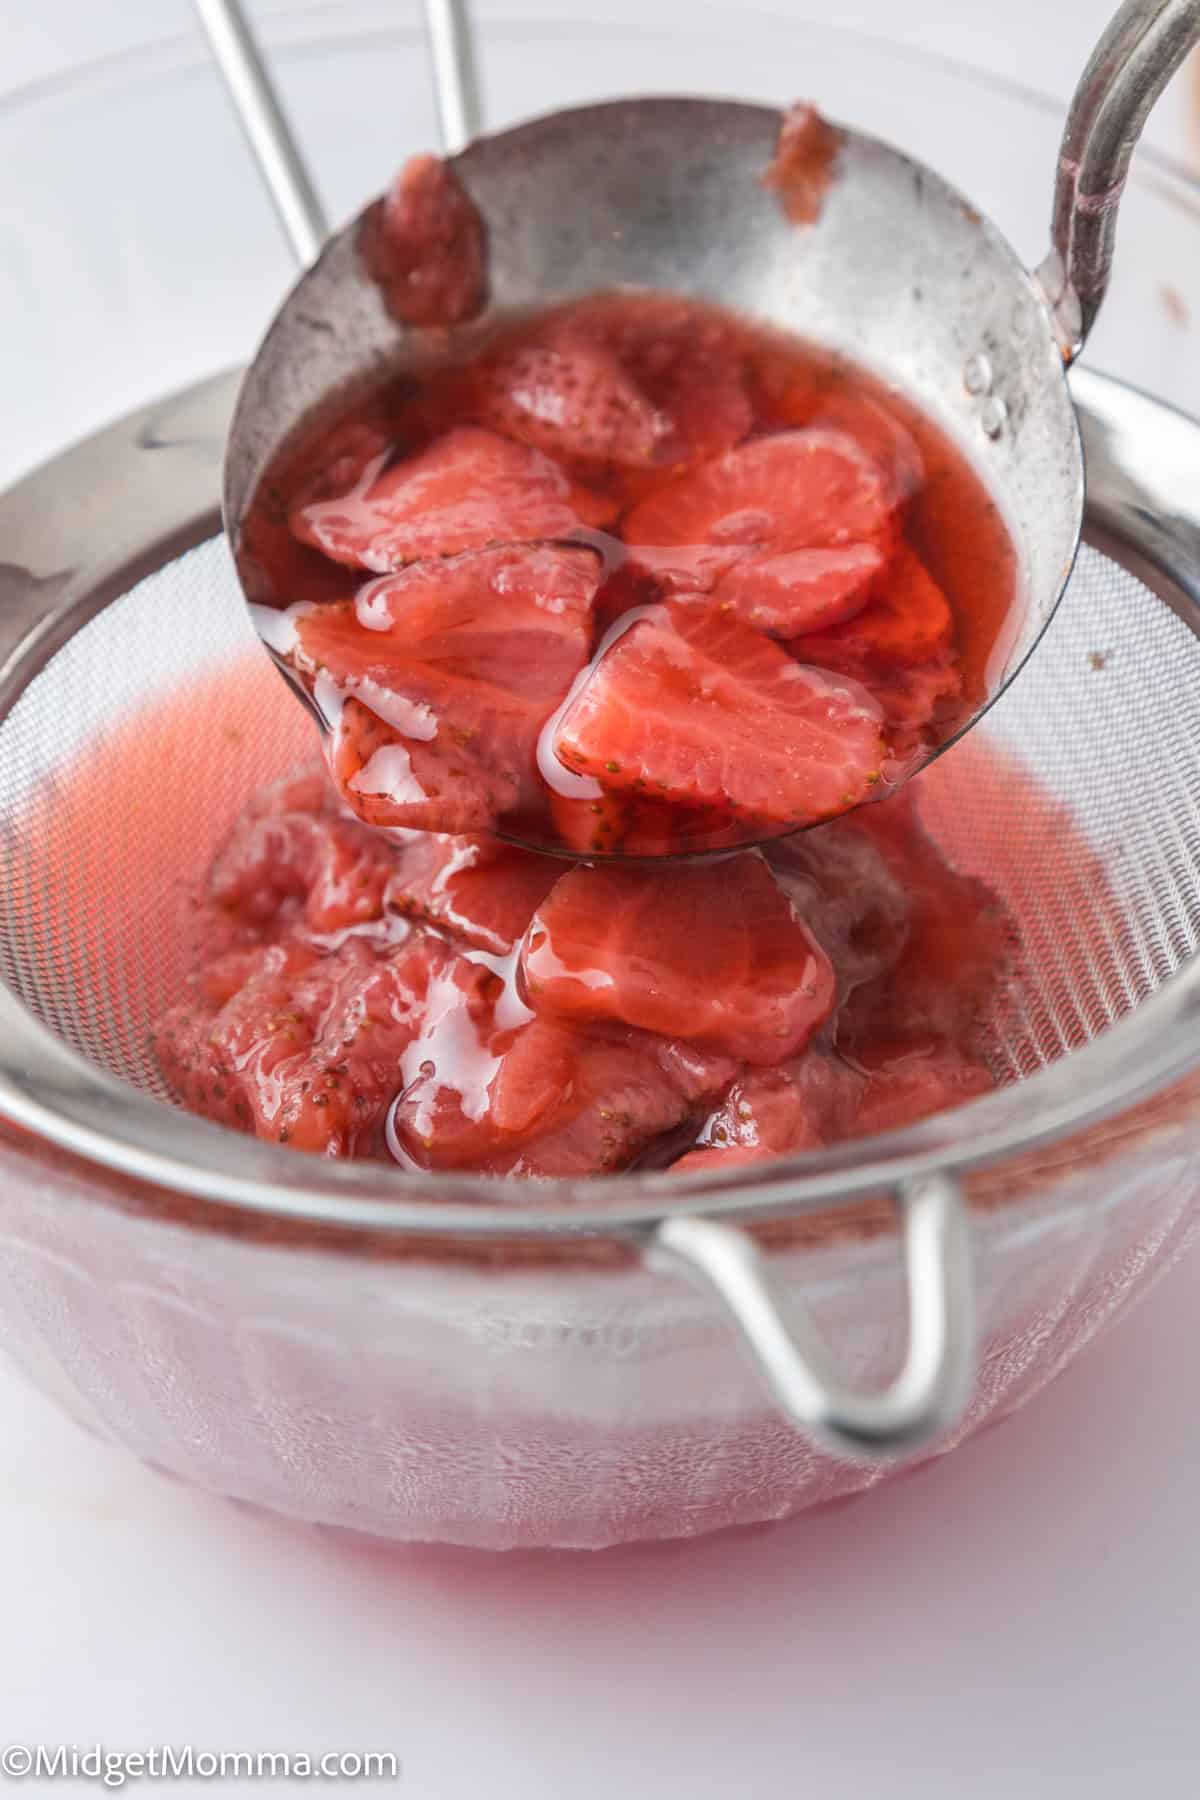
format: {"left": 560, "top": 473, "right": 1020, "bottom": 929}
{"left": 0, "top": 539, "right": 311, "bottom": 1099}
{"left": 0, "top": 534, "right": 1199, "bottom": 1110}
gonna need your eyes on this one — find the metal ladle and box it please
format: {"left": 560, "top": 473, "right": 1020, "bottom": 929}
{"left": 197, "top": 0, "right": 1200, "bottom": 861}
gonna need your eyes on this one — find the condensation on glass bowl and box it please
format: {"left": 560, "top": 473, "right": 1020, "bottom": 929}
{"left": 3, "top": 4, "right": 1200, "bottom": 486}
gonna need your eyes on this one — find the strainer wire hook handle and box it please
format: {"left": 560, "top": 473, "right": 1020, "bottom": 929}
{"left": 191, "top": 0, "right": 480, "bottom": 266}
{"left": 1037, "top": 0, "right": 1200, "bottom": 362}
{"left": 651, "top": 1175, "right": 974, "bottom": 1460}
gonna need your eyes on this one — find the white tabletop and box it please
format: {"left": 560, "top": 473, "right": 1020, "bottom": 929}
{"left": 3, "top": 4, "right": 1200, "bottom": 1794}
{"left": 5, "top": 1262, "right": 1199, "bottom": 1795}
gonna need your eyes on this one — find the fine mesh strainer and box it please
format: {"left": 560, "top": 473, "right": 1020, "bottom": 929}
{"left": 5, "top": 26, "right": 1200, "bottom": 1487}
{"left": 4, "top": 362, "right": 1200, "bottom": 1468}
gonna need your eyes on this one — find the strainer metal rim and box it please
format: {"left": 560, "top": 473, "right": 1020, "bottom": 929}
{"left": 2, "top": 363, "right": 1200, "bottom": 1238}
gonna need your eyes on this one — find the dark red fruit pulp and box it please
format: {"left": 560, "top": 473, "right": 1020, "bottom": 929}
{"left": 242, "top": 291, "right": 1017, "bottom": 857}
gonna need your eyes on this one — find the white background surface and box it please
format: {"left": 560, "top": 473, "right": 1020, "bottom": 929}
{"left": 4, "top": 3, "right": 1200, "bottom": 1794}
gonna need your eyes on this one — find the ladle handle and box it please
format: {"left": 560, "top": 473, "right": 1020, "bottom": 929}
{"left": 192, "top": 0, "right": 329, "bottom": 267}
{"left": 192, "top": 0, "right": 481, "bottom": 267}
{"left": 1039, "top": 0, "right": 1200, "bottom": 362}
{"left": 424, "top": 0, "right": 484, "bottom": 156}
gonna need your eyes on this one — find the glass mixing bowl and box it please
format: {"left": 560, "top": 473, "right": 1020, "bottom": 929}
{"left": 3, "top": 6, "right": 1200, "bottom": 1548}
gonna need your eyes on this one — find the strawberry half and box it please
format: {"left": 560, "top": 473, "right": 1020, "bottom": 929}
{"left": 521, "top": 853, "right": 835, "bottom": 1064}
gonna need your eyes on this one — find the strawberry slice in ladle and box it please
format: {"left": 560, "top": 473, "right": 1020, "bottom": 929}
{"left": 623, "top": 427, "right": 899, "bottom": 634}
{"left": 551, "top": 599, "right": 886, "bottom": 830}
{"left": 290, "top": 425, "right": 614, "bottom": 573}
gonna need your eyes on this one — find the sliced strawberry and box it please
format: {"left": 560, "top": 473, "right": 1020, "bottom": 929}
{"left": 521, "top": 854, "right": 835, "bottom": 1064}
{"left": 672, "top": 1053, "right": 861, "bottom": 1173}
{"left": 623, "top": 428, "right": 898, "bottom": 592}
{"left": 406, "top": 1020, "right": 730, "bottom": 1177}
{"left": 472, "top": 342, "right": 672, "bottom": 468}
{"left": 328, "top": 691, "right": 533, "bottom": 835}
{"left": 536, "top": 294, "right": 753, "bottom": 471}
{"left": 852, "top": 1039, "right": 994, "bottom": 1138}
{"left": 359, "top": 152, "right": 487, "bottom": 328}
{"left": 347, "top": 543, "right": 600, "bottom": 699}
{"left": 552, "top": 600, "right": 886, "bottom": 828}
{"left": 486, "top": 1019, "right": 576, "bottom": 1138}
{"left": 548, "top": 789, "right": 630, "bottom": 856}
{"left": 617, "top": 307, "right": 753, "bottom": 467}
{"left": 293, "top": 545, "right": 598, "bottom": 837}
{"left": 619, "top": 796, "right": 742, "bottom": 857}
{"left": 710, "top": 542, "right": 883, "bottom": 636}
{"left": 290, "top": 426, "right": 613, "bottom": 573}
{"left": 384, "top": 833, "right": 558, "bottom": 955}
{"left": 208, "top": 804, "right": 395, "bottom": 937}
{"left": 811, "top": 386, "right": 923, "bottom": 510}
{"left": 790, "top": 545, "right": 954, "bottom": 671}
{"left": 156, "top": 933, "right": 448, "bottom": 1156}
